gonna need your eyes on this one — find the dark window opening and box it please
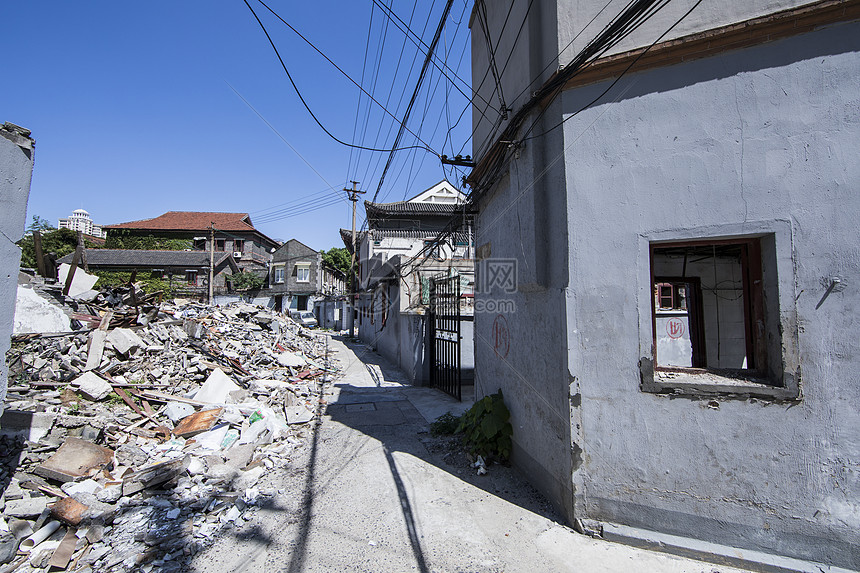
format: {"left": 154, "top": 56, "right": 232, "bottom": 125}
{"left": 234, "top": 240, "right": 244, "bottom": 253}
{"left": 186, "top": 271, "right": 198, "bottom": 286}
{"left": 215, "top": 239, "right": 225, "bottom": 252}
{"left": 424, "top": 240, "right": 442, "bottom": 260}
{"left": 651, "top": 239, "right": 769, "bottom": 382}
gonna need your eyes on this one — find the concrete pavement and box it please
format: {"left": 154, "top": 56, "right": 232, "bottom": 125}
{"left": 192, "top": 335, "right": 749, "bottom": 573}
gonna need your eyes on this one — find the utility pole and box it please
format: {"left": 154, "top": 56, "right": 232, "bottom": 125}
{"left": 345, "top": 181, "right": 365, "bottom": 337}
{"left": 208, "top": 223, "right": 215, "bottom": 305}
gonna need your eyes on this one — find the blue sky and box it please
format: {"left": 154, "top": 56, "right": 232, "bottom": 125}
{"left": 1, "top": 1, "right": 474, "bottom": 250}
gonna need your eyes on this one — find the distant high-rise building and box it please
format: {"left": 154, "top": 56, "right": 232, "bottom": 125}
{"left": 58, "top": 209, "right": 105, "bottom": 238}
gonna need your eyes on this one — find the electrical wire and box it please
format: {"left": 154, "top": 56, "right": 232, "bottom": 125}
{"left": 243, "top": 0, "right": 437, "bottom": 154}
{"left": 522, "top": 0, "right": 703, "bottom": 141}
{"left": 369, "top": 0, "right": 455, "bottom": 204}
{"left": 369, "top": 0, "right": 498, "bottom": 116}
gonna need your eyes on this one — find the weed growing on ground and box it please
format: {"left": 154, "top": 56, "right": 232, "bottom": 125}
{"left": 457, "top": 391, "right": 513, "bottom": 462}
{"left": 430, "top": 412, "right": 461, "bottom": 436}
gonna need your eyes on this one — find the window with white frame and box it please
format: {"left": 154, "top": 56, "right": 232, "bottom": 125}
{"left": 296, "top": 263, "right": 310, "bottom": 283}
{"left": 274, "top": 265, "right": 285, "bottom": 284}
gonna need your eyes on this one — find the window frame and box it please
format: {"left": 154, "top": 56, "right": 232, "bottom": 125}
{"left": 185, "top": 270, "right": 198, "bottom": 286}
{"left": 639, "top": 226, "right": 800, "bottom": 401}
{"left": 296, "top": 263, "right": 311, "bottom": 283}
{"left": 273, "top": 265, "right": 285, "bottom": 284}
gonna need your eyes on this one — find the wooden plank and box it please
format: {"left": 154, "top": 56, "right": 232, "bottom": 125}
{"left": 139, "top": 390, "right": 209, "bottom": 407}
{"left": 34, "top": 438, "right": 114, "bottom": 483}
{"left": 112, "top": 386, "right": 171, "bottom": 439}
{"left": 47, "top": 526, "right": 79, "bottom": 571}
{"left": 84, "top": 311, "right": 113, "bottom": 371}
{"left": 62, "top": 246, "right": 83, "bottom": 297}
{"left": 32, "top": 231, "right": 46, "bottom": 278}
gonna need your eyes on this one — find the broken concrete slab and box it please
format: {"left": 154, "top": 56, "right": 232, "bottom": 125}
{"left": 106, "top": 327, "right": 145, "bottom": 356}
{"left": 0, "top": 409, "right": 55, "bottom": 443}
{"left": 58, "top": 263, "right": 99, "bottom": 298}
{"left": 277, "top": 351, "right": 305, "bottom": 368}
{"left": 164, "top": 401, "right": 195, "bottom": 422}
{"left": 285, "top": 405, "right": 315, "bottom": 425}
{"left": 72, "top": 371, "right": 113, "bottom": 401}
{"left": 172, "top": 408, "right": 222, "bottom": 438}
{"left": 3, "top": 497, "right": 49, "bottom": 519}
{"left": 34, "top": 437, "right": 114, "bottom": 483}
{"left": 193, "top": 368, "right": 240, "bottom": 404}
{"left": 13, "top": 286, "right": 71, "bottom": 334}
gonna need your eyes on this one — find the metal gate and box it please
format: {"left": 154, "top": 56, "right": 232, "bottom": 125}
{"left": 429, "top": 275, "right": 462, "bottom": 400}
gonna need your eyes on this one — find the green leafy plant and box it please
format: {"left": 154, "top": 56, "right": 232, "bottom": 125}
{"left": 230, "top": 271, "right": 265, "bottom": 291}
{"left": 104, "top": 231, "right": 191, "bottom": 251}
{"left": 92, "top": 271, "right": 177, "bottom": 297}
{"left": 456, "top": 390, "right": 513, "bottom": 461}
{"left": 430, "top": 411, "right": 461, "bottom": 436}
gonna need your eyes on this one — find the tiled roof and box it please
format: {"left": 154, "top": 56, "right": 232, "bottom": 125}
{"left": 58, "top": 249, "right": 232, "bottom": 268}
{"left": 370, "top": 229, "right": 472, "bottom": 241}
{"left": 364, "top": 201, "right": 470, "bottom": 218}
{"left": 339, "top": 228, "right": 366, "bottom": 253}
{"left": 104, "top": 212, "right": 256, "bottom": 232}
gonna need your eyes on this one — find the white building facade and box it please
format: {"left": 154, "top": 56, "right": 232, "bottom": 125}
{"left": 58, "top": 209, "right": 104, "bottom": 238}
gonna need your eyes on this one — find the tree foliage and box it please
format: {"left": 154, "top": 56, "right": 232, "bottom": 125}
{"left": 321, "top": 247, "right": 351, "bottom": 276}
{"left": 230, "top": 271, "right": 264, "bottom": 291}
{"left": 92, "top": 271, "right": 177, "bottom": 297}
{"left": 105, "top": 230, "right": 191, "bottom": 251}
{"left": 26, "top": 215, "right": 56, "bottom": 234}
{"left": 17, "top": 228, "right": 92, "bottom": 269}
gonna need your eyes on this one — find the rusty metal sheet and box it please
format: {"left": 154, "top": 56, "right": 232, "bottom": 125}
{"left": 51, "top": 497, "right": 89, "bottom": 525}
{"left": 172, "top": 408, "right": 222, "bottom": 438}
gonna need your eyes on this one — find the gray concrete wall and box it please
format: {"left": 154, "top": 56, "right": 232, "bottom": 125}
{"left": 471, "top": 0, "right": 559, "bottom": 162}
{"left": 556, "top": 0, "right": 817, "bottom": 66}
{"left": 0, "top": 125, "right": 35, "bottom": 414}
{"left": 473, "top": 80, "right": 575, "bottom": 519}
{"left": 359, "top": 284, "right": 430, "bottom": 385}
{"left": 555, "top": 24, "right": 859, "bottom": 568}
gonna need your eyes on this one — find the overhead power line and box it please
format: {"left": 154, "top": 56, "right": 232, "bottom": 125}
{"left": 370, "top": 0, "right": 455, "bottom": 204}
{"left": 243, "top": 0, "right": 437, "bottom": 154}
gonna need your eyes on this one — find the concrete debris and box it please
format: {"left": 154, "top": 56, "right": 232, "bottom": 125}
{"left": 13, "top": 286, "right": 71, "bottom": 334}
{"left": 193, "top": 369, "right": 240, "bottom": 404}
{"left": 57, "top": 264, "right": 99, "bottom": 298}
{"left": 34, "top": 437, "right": 114, "bottom": 483}
{"left": 72, "top": 371, "right": 114, "bottom": 401}
{"left": 3, "top": 297, "right": 332, "bottom": 572}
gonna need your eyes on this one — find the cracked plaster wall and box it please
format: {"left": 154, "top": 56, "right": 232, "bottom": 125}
{"left": 559, "top": 23, "right": 859, "bottom": 568}
{"left": 1, "top": 126, "right": 35, "bottom": 414}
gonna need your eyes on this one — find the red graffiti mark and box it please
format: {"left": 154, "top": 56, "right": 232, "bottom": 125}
{"left": 492, "top": 314, "right": 510, "bottom": 358}
{"left": 667, "top": 317, "right": 685, "bottom": 339}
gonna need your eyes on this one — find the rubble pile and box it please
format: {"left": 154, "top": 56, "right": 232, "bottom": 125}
{"left": 2, "top": 301, "right": 332, "bottom": 572}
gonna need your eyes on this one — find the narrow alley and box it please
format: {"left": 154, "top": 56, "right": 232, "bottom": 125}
{"left": 191, "top": 336, "right": 748, "bottom": 573}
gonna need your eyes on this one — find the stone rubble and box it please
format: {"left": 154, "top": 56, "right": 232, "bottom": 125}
{"left": 2, "top": 298, "right": 333, "bottom": 572}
